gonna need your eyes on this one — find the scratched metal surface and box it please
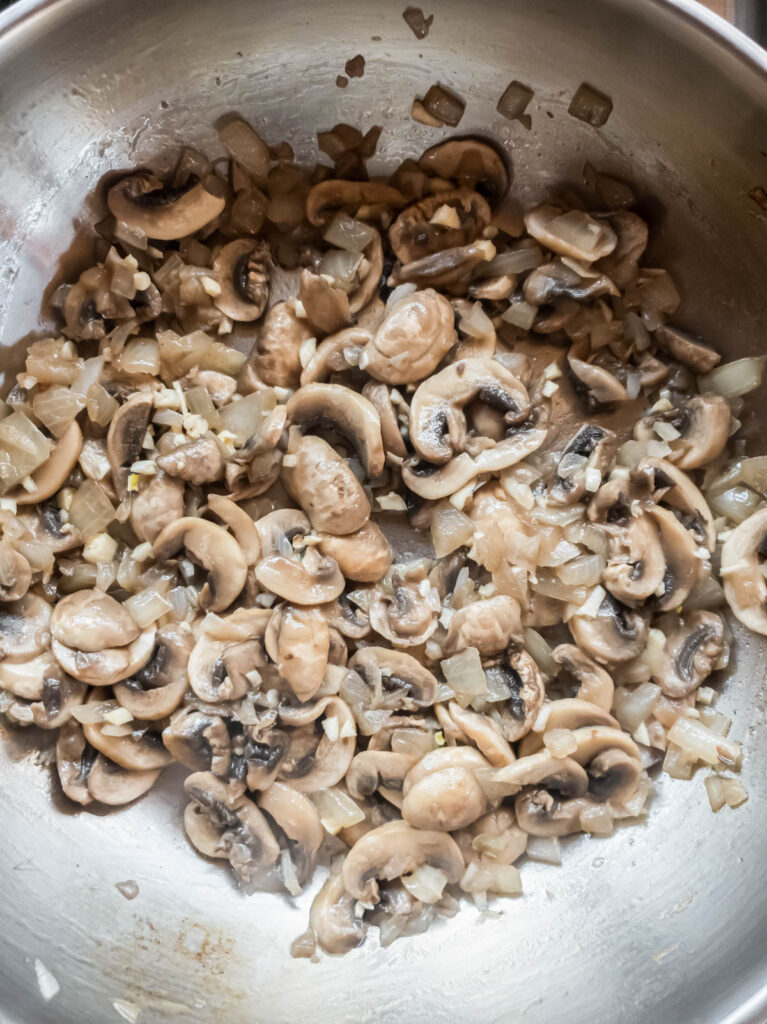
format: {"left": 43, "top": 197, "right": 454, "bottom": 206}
{"left": 0, "top": 0, "right": 766, "bottom": 1022}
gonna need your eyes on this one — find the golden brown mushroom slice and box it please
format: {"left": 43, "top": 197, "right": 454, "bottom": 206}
{"left": 418, "top": 138, "right": 509, "bottom": 204}
{"left": 654, "top": 324, "right": 721, "bottom": 374}
{"left": 212, "top": 238, "right": 270, "bottom": 322}
{"left": 152, "top": 517, "right": 247, "bottom": 612}
{"left": 389, "top": 188, "right": 491, "bottom": 263}
{"left": 107, "top": 170, "right": 226, "bottom": 241}
{"left": 5, "top": 422, "right": 82, "bottom": 506}
{"left": 305, "top": 179, "right": 407, "bottom": 228}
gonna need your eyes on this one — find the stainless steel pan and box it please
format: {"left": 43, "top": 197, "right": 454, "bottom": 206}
{"left": 0, "top": 1, "right": 766, "bottom": 1021}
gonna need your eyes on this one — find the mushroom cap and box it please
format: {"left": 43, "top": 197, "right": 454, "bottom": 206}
{"left": 87, "top": 755, "right": 162, "bottom": 806}
{"left": 634, "top": 394, "right": 730, "bottom": 470}
{"left": 50, "top": 589, "right": 139, "bottom": 653}
{"left": 130, "top": 471, "right": 185, "bottom": 543}
{"left": 245, "top": 301, "right": 314, "bottom": 389}
{"left": 346, "top": 749, "right": 417, "bottom": 807}
{"left": 341, "top": 820, "right": 464, "bottom": 904}
{"left": 265, "top": 603, "right": 330, "bottom": 703}
{"left": 360, "top": 289, "right": 457, "bottom": 385}
{"left": 305, "top": 179, "right": 407, "bottom": 228}
{"left": 52, "top": 628, "right": 157, "bottom": 686}
{"left": 113, "top": 625, "right": 193, "bottom": 720}
{"left": 317, "top": 520, "right": 393, "bottom": 583}
{"left": 653, "top": 610, "right": 726, "bottom": 698}
{"left": 349, "top": 646, "right": 439, "bottom": 706}
{"left": 309, "top": 864, "right": 366, "bottom": 954}
{"left": 524, "top": 204, "right": 617, "bottom": 263}
{"left": 277, "top": 696, "right": 356, "bottom": 792}
{"left": 389, "top": 188, "right": 491, "bottom": 264}
{"left": 569, "top": 593, "right": 648, "bottom": 665}
{"left": 443, "top": 595, "right": 522, "bottom": 657}
{"left": 207, "top": 494, "right": 261, "bottom": 566}
{"left": 255, "top": 549, "right": 345, "bottom": 606}
{"left": 107, "top": 171, "right": 226, "bottom": 241}
{"left": 722, "top": 507, "right": 767, "bottom": 634}
{"left": 282, "top": 434, "right": 371, "bottom": 536}
{"left": 162, "top": 709, "right": 232, "bottom": 774}
{"left": 107, "top": 392, "right": 154, "bottom": 497}
{"left": 6, "top": 422, "right": 82, "bottom": 506}
{"left": 402, "top": 764, "right": 490, "bottom": 831}
{"left": 492, "top": 750, "right": 590, "bottom": 797}
{"left": 654, "top": 324, "right": 720, "bottom": 374}
{"left": 155, "top": 436, "right": 225, "bottom": 485}
{"left": 28, "top": 671, "right": 88, "bottom": 730}
{"left": 445, "top": 701, "right": 514, "bottom": 766}
{"left": 152, "top": 516, "right": 248, "bottom": 612}
{"left": 0, "top": 543, "right": 31, "bottom": 601}
{"left": 368, "top": 580, "right": 437, "bottom": 648}
{"left": 552, "top": 644, "right": 614, "bottom": 711}
{"left": 257, "top": 781, "right": 323, "bottom": 885}
{"left": 602, "top": 512, "right": 665, "bottom": 606}
{"left": 418, "top": 138, "right": 509, "bottom": 204}
{"left": 212, "top": 238, "right": 270, "bottom": 322}
{"left": 409, "top": 357, "right": 530, "bottom": 464}
{"left": 321, "top": 596, "right": 371, "bottom": 639}
{"left": 286, "top": 383, "right": 385, "bottom": 479}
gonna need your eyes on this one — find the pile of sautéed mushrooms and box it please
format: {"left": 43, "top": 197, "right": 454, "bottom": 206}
{"left": 0, "top": 116, "right": 758, "bottom": 957}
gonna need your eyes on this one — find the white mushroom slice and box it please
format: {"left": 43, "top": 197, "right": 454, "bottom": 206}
{"left": 282, "top": 435, "right": 370, "bottom": 537}
{"left": 278, "top": 696, "right": 356, "bottom": 792}
{"left": 51, "top": 590, "right": 139, "bottom": 653}
{"left": 207, "top": 494, "right": 261, "bottom": 566}
{"left": 6, "top": 422, "right": 82, "bottom": 506}
{"left": 402, "top": 746, "right": 491, "bottom": 794}
{"left": 301, "top": 325, "right": 373, "bottom": 387}
{"left": 188, "top": 611, "right": 269, "bottom": 703}
{"left": 402, "top": 763, "right": 490, "bottom": 831}
{"left": 389, "top": 188, "right": 491, "bottom": 263}
{"left": 346, "top": 750, "right": 418, "bottom": 808}
{"left": 56, "top": 721, "right": 95, "bottom": 806}
{"left": 242, "top": 301, "right": 314, "bottom": 389}
{"left": 550, "top": 424, "right": 616, "bottom": 506}
{"left": 602, "top": 512, "right": 665, "bottom": 606}
{"left": 113, "top": 626, "right": 192, "bottom": 720}
{"left": 257, "top": 782, "right": 324, "bottom": 885}
{"left": 27, "top": 671, "right": 87, "bottom": 730}
{"left": 633, "top": 394, "right": 730, "bottom": 470}
{"left": 212, "top": 238, "right": 270, "bottom": 322}
{"left": 286, "top": 383, "right": 385, "bottom": 479}
{"left": 52, "top": 628, "right": 157, "bottom": 686}
{"left": 107, "top": 171, "right": 225, "bottom": 240}
{"left": 445, "top": 701, "right": 514, "bottom": 766}
{"left": 87, "top": 756, "right": 162, "bottom": 806}
{"left": 587, "top": 747, "right": 642, "bottom": 804}
{"left": 81, "top": 689, "right": 172, "bottom": 772}
{"left": 652, "top": 611, "right": 726, "bottom": 698}
{"left": 153, "top": 517, "right": 247, "bottom": 612}
{"left": 721, "top": 507, "right": 767, "bottom": 634}
{"left": 485, "top": 650, "right": 546, "bottom": 742}
{"left": 567, "top": 725, "right": 642, "bottom": 767}
{"left": 362, "top": 382, "right": 408, "bottom": 459}
{"left": 646, "top": 504, "right": 702, "bottom": 611}
{"left": 492, "top": 750, "right": 589, "bottom": 797}
{"left": 0, "top": 594, "right": 51, "bottom": 662}
{"left": 639, "top": 457, "right": 715, "bottom": 552}
{"left": 265, "top": 604, "right": 329, "bottom": 703}
{"left": 368, "top": 581, "right": 437, "bottom": 648}
{"left": 567, "top": 339, "right": 628, "bottom": 406}
{"left": 443, "top": 595, "right": 522, "bottom": 657}
{"left": 523, "top": 259, "right": 618, "bottom": 306}
{"left": 240, "top": 726, "right": 291, "bottom": 791}
{"left": 348, "top": 647, "right": 439, "bottom": 706}
{"left": 321, "top": 596, "right": 371, "bottom": 640}
{"left": 551, "top": 645, "right": 614, "bottom": 711}
{"left": 409, "top": 357, "right": 530, "bottom": 464}
{"left": 654, "top": 324, "right": 721, "bottom": 373}
{"left": 360, "top": 289, "right": 457, "bottom": 385}
{"left": 255, "top": 508, "right": 311, "bottom": 556}
{"left": 255, "top": 549, "right": 345, "bottom": 606}
{"left": 467, "top": 808, "right": 528, "bottom": 866}
{"left": 107, "top": 393, "right": 154, "bottom": 497}
{"left": 316, "top": 521, "right": 392, "bottom": 583}
{"left": 130, "top": 471, "right": 185, "bottom": 543}
{"left": 156, "top": 436, "right": 225, "bottom": 485}
{"left": 341, "top": 820, "right": 464, "bottom": 904}
{"left": 162, "top": 709, "right": 232, "bottom": 774}
{"left": 514, "top": 791, "right": 595, "bottom": 837}
{"left": 0, "top": 650, "right": 59, "bottom": 700}
{"left": 518, "top": 698, "right": 621, "bottom": 758}
{"left": 309, "top": 862, "right": 366, "bottom": 955}
{"left": 569, "top": 593, "right": 648, "bottom": 665}
{"left": 524, "top": 204, "right": 617, "bottom": 263}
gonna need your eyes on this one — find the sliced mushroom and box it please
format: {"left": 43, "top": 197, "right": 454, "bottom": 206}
{"left": 301, "top": 324, "right": 373, "bottom": 386}
{"left": 212, "top": 238, "right": 270, "bottom": 322}
{"left": 17, "top": 502, "right": 81, "bottom": 553}
{"left": 359, "top": 289, "right": 457, "bottom": 385}
{"left": 0, "top": 543, "right": 31, "bottom": 601}
{"left": 63, "top": 269, "right": 107, "bottom": 340}
{"left": 485, "top": 650, "right": 546, "bottom": 742}
{"left": 361, "top": 382, "right": 408, "bottom": 460}
{"left": 551, "top": 644, "right": 614, "bottom": 710}
{"left": 349, "top": 234, "right": 385, "bottom": 316}
{"left": 107, "top": 393, "right": 154, "bottom": 497}
{"left": 443, "top": 595, "right": 522, "bottom": 656}
{"left": 239, "top": 724, "right": 291, "bottom": 791}
{"left": 524, "top": 260, "right": 618, "bottom": 306}
{"left": 402, "top": 745, "right": 491, "bottom": 793}
{"left": 51, "top": 589, "right": 138, "bottom": 653}
{"left": 87, "top": 755, "right": 162, "bottom": 806}
{"left": 162, "top": 708, "right": 232, "bottom": 774}
{"left": 243, "top": 301, "right": 314, "bottom": 389}
{"left": 638, "top": 457, "right": 715, "bottom": 552}
{"left": 52, "top": 628, "right": 156, "bottom": 686}
{"left": 721, "top": 508, "right": 767, "bottom": 634}
{"left": 113, "top": 625, "right": 192, "bottom": 720}
{"left": 346, "top": 750, "right": 417, "bottom": 807}
{"left": 0, "top": 650, "right": 59, "bottom": 700}
{"left": 390, "top": 242, "right": 493, "bottom": 294}
{"left": 567, "top": 339, "right": 628, "bottom": 406}
{"left": 321, "top": 596, "right": 371, "bottom": 640}
{"left": 153, "top": 517, "right": 247, "bottom": 612}
{"left": 107, "top": 171, "right": 225, "bottom": 240}
{"left": 341, "top": 820, "right": 464, "bottom": 904}
{"left": 265, "top": 603, "right": 329, "bottom": 702}
{"left": 532, "top": 697, "right": 619, "bottom": 736}
{"left": 130, "top": 470, "right": 185, "bottom": 543}
{"left": 550, "top": 424, "right": 617, "bottom": 506}
{"left": 514, "top": 790, "right": 594, "bottom": 837}
{"left": 258, "top": 782, "right": 324, "bottom": 885}
{"left": 654, "top": 324, "right": 720, "bottom": 373}
{"left": 281, "top": 435, "right": 370, "bottom": 537}
{"left": 418, "top": 139, "right": 509, "bottom": 204}
{"left": 368, "top": 580, "right": 437, "bottom": 647}
{"left": 602, "top": 512, "right": 665, "bottom": 606}
{"left": 56, "top": 721, "right": 96, "bottom": 805}
{"left": 389, "top": 188, "right": 491, "bottom": 263}
{"left": 277, "top": 696, "right": 356, "bottom": 792}
{"left": 524, "top": 205, "right": 617, "bottom": 263}
{"left": 587, "top": 747, "right": 642, "bottom": 804}
{"left": 316, "top": 521, "right": 392, "bottom": 583}
{"left": 255, "top": 548, "right": 345, "bottom": 605}
{"left": 633, "top": 394, "right": 730, "bottom": 470}
{"left": 568, "top": 593, "right": 648, "bottom": 665}
{"left": 207, "top": 494, "right": 261, "bottom": 565}
{"left": 652, "top": 611, "right": 726, "bottom": 698}
{"left": 492, "top": 750, "right": 589, "bottom": 797}
{"left": 7, "top": 422, "right": 82, "bottom": 506}
{"left": 598, "top": 211, "right": 648, "bottom": 287}
{"left": 255, "top": 508, "right": 311, "bottom": 556}
{"left": 349, "top": 646, "right": 438, "bottom": 706}
{"left": 402, "top": 762, "right": 490, "bottom": 831}
{"left": 310, "top": 862, "right": 366, "bottom": 954}
{"left": 646, "top": 504, "right": 701, "bottom": 611}
{"left": 188, "top": 609, "right": 270, "bottom": 703}
{"left": 156, "top": 436, "right": 225, "bottom": 484}
{"left": 409, "top": 357, "right": 530, "bottom": 464}
{"left": 305, "top": 180, "right": 407, "bottom": 228}
{"left": 299, "top": 269, "right": 353, "bottom": 336}
{"left": 28, "top": 670, "right": 87, "bottom": 730}
{"left": 286, "top": 383, "right": 385, "bottom": 479}
{"left": 445, "top": 701, "right": 514, "bottom": 766}
{"left": 568, "top": 725, "right": 642, "bottom": 767}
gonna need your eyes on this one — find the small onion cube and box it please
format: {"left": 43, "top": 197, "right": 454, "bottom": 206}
{"left": 402, "top": 865, "right": 448, "bottom": 904}
{"left": 526, "top": 836, "right": 562, "bottom": 865}
{"left": 502, "top": 299, "right": 537, "bottom": 330}
{"left": 431, "top": 503, "right": 474, "bottom": 557}
{"left": 32, "top": 387, "right": 85, "bottom": 438}
{"left": 722, "top": 777, "right": 748, "bottom": 808}
{"left": 704, "top": 774, "right": 726, "bottom": 812}
{"left": 579, "top": 803, "right": 615, "bottom": 835}
{"left": 312, "top": 788, "right": 365, "bottom": 835}
{"left": 123, "top": 589, "right": 171, "bottom": 628}
{"left": 68, "top": 480, "right": 115, "bottom": 541}
{"left": 667, "top": 715, "right": 742, "bottom": 768}
{"left": 323, "top": 212, "right": 378, "bottom": 253}
{"left": 568, "top": 82, "right": 613, "bottom": 127}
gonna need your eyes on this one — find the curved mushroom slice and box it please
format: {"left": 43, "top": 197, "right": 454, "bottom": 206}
{"left": 317, "top": 521, "right": 392, "bottom": 583}
{"left": 652, "top": 611, "right": 726, "bottom": 698}
{"left": 0, "top": 650, "right": 56, "bottom": 701}
{"left": 310, "top": 862, "right": 366, "bottom": 955}
{"left": 524, "top": 204, "right": 617, "bottom": 263}
{"left": 445, "top": 702, "right": 514, "bottom": 766}
{"left": 242, "top": 301, "right": 314, "bottom": 390}
{"left": 107, "top": 393, "right": 154, "bottom": 497}
{"left": 258, "top": 782, "right": 323, "bottom": 885}
{"left": 277, "top": 697, "right": 356, "bottom": 793}
{"left": 107, "top": 171, "right": 226, "bottom": 240}
{"left": 63, "top": 269, "right": 107, "bottom": 340}
{"left": 305, "top": 179, "right": 407, "bottom": 228}
{"left": 587, "top": 747, "right": 642, "bottom": 805}
{"left": 359, "top": 289, "right": 457, "bottom": 385}
{"left": 212, "top": 238, "right": 270, "bottom": 322}
{"left": 402, "top": 762, "right": 490, "bottom": 831}
{"left": 514, "top": 790, "right": 594, "bottom": 837}
{"left": 300, "top": 324, "right": 371, "bottom": 388}
{"left": 530, "top": 698, "right": 619, "bottom": 738}
{"left": 286, "top": 383, "right": 385, "bottom": 480}
{"left": 349, "top": 647, "right": 439, "bottom": 706}
{"left": 523, "top": 260, "right": 618, "bottom": 307}
{"left": 82, "top": 689, "right": 173, "bottom": 772}
{"left": 87, "top": 755, "right": 162, "bottom": 806}
{"left": 51, "top": 589, "right": 139, "bottom": 653}
{"left": 602, "top": 512, "right": 665, "bottom": 606}
{"left": 130, "top": 471, "right": 185, "bottom": 543}
{"left": 17, "top": 503, "right": 81, "bottom": 554}
{"left": 321, "top": 597, "right": 371, "bottom": 640}
{"left": 184, "top": 771, "right": 280, "bottom": 882}
{"left": 255, "top": 549, "right": 345, "bottom": 606}
{"left": 362, "top": 383, "right": 408, "bottom": 460}
{"left": 7, "top": 422, "right": 82, "bottom": 506}
{"left": 0, "top": 543, "right": 31, "bottom": 601}
{"left": 389, "top": 188, "right": 491, "bottom": 263}
{"left": 281, "top": 435, "right": 370, "bottom": 536}
{"left": 239, "top": 725, "right": 291, "bottom": 791}
{"left": 402, "top": 452, "right": 478, "bottom": 501}
{"left": 188, "top": 609, "right": 270, "bottom": 703}
{"left": 654, "top": 324, "right": 720, "bottom": 374}
{"left": 341, "top": 820, "right": 464, "bottom": 904}
{"left": 443, "top": 595, "right": 522, "bottom": 657}
{"left": 567, "top": 725, "right": 642, "bottom": 767}
{"left": 207, "top": 494, "right": 261, "bottom": 566}
{"left": 113, "top": 625, "right": 192, "bottom": 720}
{"left": 368, "top": 581, "right": 437, "bottom": 648}
{"left": 162, "top": 709, "right": 232, "bottom": 774}
{"left": 156, "top": 436, "right": 225, "bottom": 485}
{"left": 485, "top": 650, "right": 546, "bottom": 742}
{"left": 567, "top": 340, "right": 628, "bottom": 407}
{"left": 0, "top": 595, "right": 50, "bottom": 663}
{"left": 638, "top": 457, "right": 715, "bottom": 552}
{"left": 549, "top": 424, "right": 617, "bottom": 506}
{"left": 255, "top": 508, "right": 311, "bottom": 556}
{"left": 409, "top": 357, "right": 530, "bottom": 464}
{"left": 492, "top": 750, "right": 589, "bottom": 798}
{"left": 52, "top": 628, "right": 157, "bottom": 686}
{"left": 390, "top": 242, "right": 493, "bottom": 295}
{"left": 569, "top": 593, "right": 648, "bottom": 665}
{"left": 56, "top": 721, "right": 96, "bottom": 806}
{"left": 466, "top": 807, "right": 527, "bottom": 866}
{"left": 28, "top": 671, "right": 88, "bottom": 730}
{"left": 646, "top": 505, "right": 702, "bottom": 611}
{"left": 298, "top": 269, "right": 353, "bottom": 337}
{"left": 721, "top": 508, "right": 767, "bottom": 634}
{"left": 153, "top": 517, "right": 247, "bottom": 612}
{"left": 418, "top": 139, "right": 509, "bottom": 204}
{"left": 346, "top": 750, "right": 417, "bottom": 808}
{"left": 402, "top": 745, "right": 491, "bottom": 794}
{"left": 265, "top": 604, "right": 329, "bottom": 703}
{"left": 551, "top": 644, "right": 614, "bottom": 711}
{"left": 633, "top": 394, "right": 730, "bottom": 470}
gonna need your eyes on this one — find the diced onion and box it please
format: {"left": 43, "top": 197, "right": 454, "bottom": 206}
{"left": 557, "top": 554, "right": 604, "bottom": 587}
{"left": 523, "top": 628, "right": 558, "bottom": 675}
{"left": 667, "top": 715, "right": 741, "bottom": 768}
{"left": 32, "top": 387, "right": 85, "bottom": 438}
{"left": 323, "top": 213, "right": 378, "bottom": 253}
{"left": 709, "top": 486, "right": 762, "bottom": 525}
{"left": 68, "top": 480, "right": 116, "bottom": 540}
{"left": 612, "top": 682, "right": 661, "bottom": 732}
{"left": 311, "top": 788, "right": 365, "bottom": 835}
{"left": 390, "top": 728, "right": 433, "bottom": 759}
{"left": 33, "top": 959, "right": 60, "bottom": 1003}
{"left": 721, "top": 777, "right": 748, "bottom": 808}
{"left": 441, "top": 647, "right": 486, "bottom": 707}
{"left": 219, "top": 391, "right": 275, "bottom": 442}
{"left": 72, "top": 700, "right": 121, "bottom": 724}
{"left": 580, "top": 803, "right": 615, "bottom": 835}
{"left": 123, "top": 589, "right": 171, "bottom": 628}
{"left": 543, "top": 728, "right": 577, "bottom": 757}
{"left": 70, "top": 356, "right": 105, "bottom": 399}
{"left": 705, "top": 455, "right": 767, "bottom": 499}
{"left": 318, "top": 249, "right": 363, "bottom": 286}
{"left": 402, "top": 865, "right": 448, "bottom": 904}
{"left": 119, "top": 337, "right": 161, "bottom": 377}
{"left": 431, "top": 503, "right": 475, "bottom": 557}
{"left": 459, "top": 302, "right": 494, "bottom": 339}
{"left": 386, "top": 283, "right": 418, "bottom": 310}
{"left": 86, "top": 383, "right": 119, "bottom": 427}
{"left": 698, "top": 355, "right": 766, "bottom": 399}
{"left": 704, "top": 774, "right": 725, "bottom": 812}
{"left": 79, "top": 438, "right": 111, "bottom": 481}
{"left": 184, "top": 386, "right": 221, "bottom": 429}
{"left": 526, "top": 836, "right": 562, "bottom": 865}
{"left": 0, "top": 412, "right": 52, "bottom": 480}
{"left": 502, "top": 299, "right": 537, "bottom": 330}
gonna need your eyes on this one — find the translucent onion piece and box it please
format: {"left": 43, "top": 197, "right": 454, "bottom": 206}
{"left": 402, "top": 865, "right": 448, "bottom": 904}
{"left": 709, "top": 485, "right": 762, "bottom": 525}
{"left": 431, "top": 503, "right": 475, "bottom": 558}
{"left": 70, "top": 356, "right": 105, "bottom": 399}
{"left": 119, "top": 338, "right": 161, "bottom": 377}
{"left": 557, "top": 554, "right": 604, "bottom": 587}
{"left": 698, "top": 356, "right": 766, "bottom": 399}
{"left": 441, "top": 647, "right": 486, "bottom": 707}
{"left": 219, "top": 119, "right": 270, "bottom": 182}
{"left": 185, "top": 386, "right": 221, "bottom": 429}
{"left": 311, "top": 788, "right": 365, "bottom": 835}
{"left": 704, "top": 774, "right": 725, "bottom": 812}
{"left": 123, "top": 589, "right": 171, "bottom": 628}
{"left": 86, "top": 383, "right": 120, "bottom": 427}
{"left": 667, "top": 716, "right": 741, "bottom": 768}
{"left": 323, "top": 213, "right": 378, "bottom": 253}
{"left": 318, "top": 249, "right": 363, "bottom": 286}
{"left": 459, "top": 302, "right": 494, "bottom": 339}
{"left": 219, "top": 391, "right": 276, "bottom": 442}
{"left": 705, "top": 455, "right": 767, "bottom": 499}
{"left": 613, "top": 682, "right": 661, "bottom": 733}
{"left": 68, "top": 480, "right": 116, "bottom": 540}
{"left": 32, "top": 387, "right": 85, "bottom": 438}
{"left": 79, "top": 438, "right": 112, "bottom": 481}
{"left": 525, "top": 836, "right": 562, "bottom": 865}
{"left": 502, "top": 299, "right": 537, "bottom": 330}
